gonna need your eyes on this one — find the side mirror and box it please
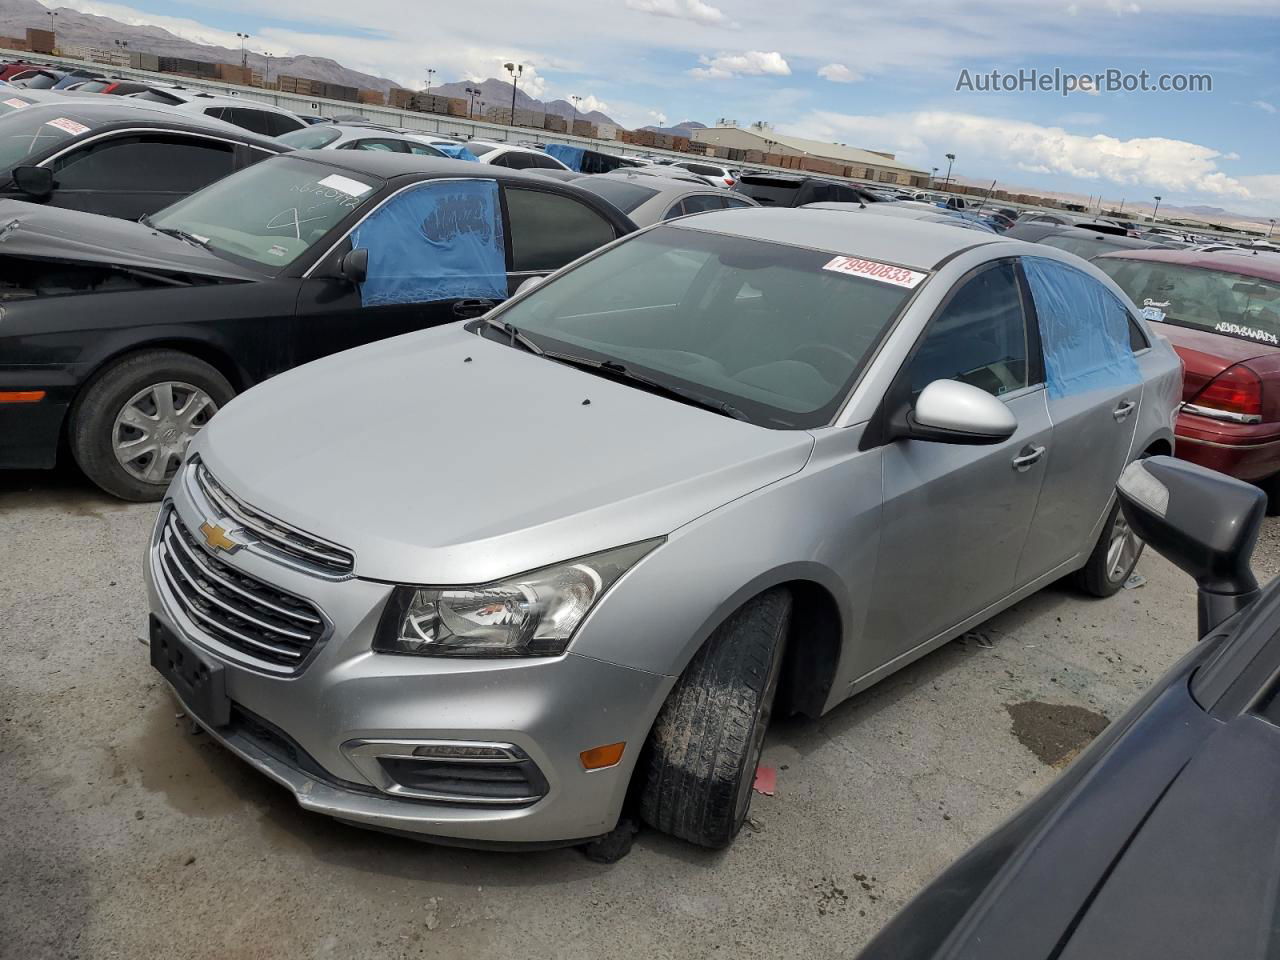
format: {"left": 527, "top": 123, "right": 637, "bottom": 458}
{"left": 897, "top": 379, "right": 1017, "bottom": 445}
{"left": 339, "top": 247, "right": 368, "bottom": 285}
{"left": 1116, "top": 456, "right": 1265, "bottom": 634}
{"left": 12, "top": 165, "right": 53, "bottom": 199}
{"left": 516, "top": 275, "right": 546, "bottom": 295}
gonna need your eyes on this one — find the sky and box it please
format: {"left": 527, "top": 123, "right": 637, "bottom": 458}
{"left": 41, "top": 0, "right": 1280, "bottom": 217}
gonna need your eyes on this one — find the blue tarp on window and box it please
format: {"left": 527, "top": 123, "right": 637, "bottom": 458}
{"left": 1023, "top": 256, "right": 1140, "bottom": 398}
{"left": 350, "top": 179, "right": 507, "bottom": 307}
{"left": 544, "top": 143, "right": 585, "bottom": 171}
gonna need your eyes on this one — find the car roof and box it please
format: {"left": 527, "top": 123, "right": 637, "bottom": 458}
{"left": 1095, "top": 247, "right": 1280, "bottom": 280}
{"left": 0, "top": 95, "right": 286, "bottom": 148}
{"left": 669, "top": 206, "right": 1010, "bottom": 269}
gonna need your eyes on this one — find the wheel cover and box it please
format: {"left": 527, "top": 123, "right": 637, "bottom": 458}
{"left": 111, "top": 380, "right": 218, "bottom": 485}
{"left": 1105, "top": 509, "right": 1143, "bottom": 582}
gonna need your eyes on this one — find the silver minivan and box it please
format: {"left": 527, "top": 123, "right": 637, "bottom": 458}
{"left": 145, "top": 208, "right": 1181, "bottom": 851}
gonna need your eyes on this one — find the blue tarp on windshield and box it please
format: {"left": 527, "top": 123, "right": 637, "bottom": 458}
{"left": 544, "top": 143, "right": 585, "bottom": 171}
{"left": 350, "top": 179, "right": 506, "bottom": 307}
{"left": 1023, "top": 256, "right": 1140, "bottom": 398}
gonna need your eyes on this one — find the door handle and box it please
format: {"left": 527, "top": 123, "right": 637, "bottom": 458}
{"left": 453, "top": 298, "right": 496, "bottom": 319}
{"left": 1012, "top": 444, "right": 1046, "bottom": 472}
{"left": 1113, "top": 400, "right": 1137, "bottom": 422}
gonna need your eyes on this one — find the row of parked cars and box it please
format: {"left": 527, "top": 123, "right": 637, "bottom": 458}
{"left": 6, "top": 64, "right": 1280, "bottom": 915}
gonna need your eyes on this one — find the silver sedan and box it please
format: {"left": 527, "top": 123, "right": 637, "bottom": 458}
{"left": 570, "top": 171, "right": 758, "bottom": 225}
{"left": 145, "top": 209, "right": 1181, "bottom": 853}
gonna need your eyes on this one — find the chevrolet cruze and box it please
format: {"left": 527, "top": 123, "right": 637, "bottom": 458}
{"left": 145, "top": 208, "right": 1181, "bottom": 850}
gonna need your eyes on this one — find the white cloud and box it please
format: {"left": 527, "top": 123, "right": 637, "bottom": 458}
{"left": 817, "top": 63, "right": 859, "bottom": 84}
{"left": 690, "top": 50, "right": 791, "bottom": 79}
{"left": 783, "top": 109, "right": 1254, "bottom": 199}
{"left": 1253, "top": 99, "right": 1277, "bottom": 113}
{"left": 650, "top": 110, "right": 669, "bottom": 125}
{"left": 1057, "top": 111, "right": 1106, "bottom": 125}
{"left": 624, "top": 0, "right": 726, "bottom": 25}
{"left": 572, "top": 94, "right": 611, "bottom": 113}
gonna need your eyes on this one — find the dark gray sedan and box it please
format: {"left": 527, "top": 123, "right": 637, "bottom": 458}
{"left": 568, "top": 171, "right": 758, "bottom": 225}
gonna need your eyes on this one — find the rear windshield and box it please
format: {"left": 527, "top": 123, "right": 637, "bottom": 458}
{"left": 277, "top": 126, "right": 341, "bottom": 150}
{"left": 1039, "top": 235, "right": 1122, "bottom": 260}
{"left": 735, "top": 176, "right": 802, "bottom": 206}
{"left": 73, "top": 80, "right": 112, "bottom": 93}
{"left": 0, "top": 105, "right": 97, "bottom": 171}
{"left": 465, "top": 141, "right": 498, "bottom": 156}
{"left": 573, "top": 177, "right": 659, "bottom": 213}
{"left": 1096, "top": 258, "right": 1280, "bottom": 346}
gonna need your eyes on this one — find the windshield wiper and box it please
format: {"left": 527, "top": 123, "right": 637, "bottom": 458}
{"left": 546, "top": 353, "right": 750, "bottom": 421}
{"left": 482, "top": 316, "right": 544, "bottom": 356}
{"left": 141, "top": 215, "right": 212, "bottom": 252}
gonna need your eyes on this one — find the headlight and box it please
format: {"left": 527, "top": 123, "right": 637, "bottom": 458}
{"left": 374, "top": 540, "right": 662, "bottom": 658}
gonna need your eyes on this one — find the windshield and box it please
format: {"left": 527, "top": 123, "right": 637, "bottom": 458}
{"left": 1096, "top": 258, "right": 1280, "bottom": 346}
{"left": 490, "top": 226, "right": 919, "bottom": 427}
{"left": 148, "top": 155, "right": 381, "bottom": 270}
{"left": 573, "top": 177, "right": 659, "bottom": 213}
{"left": 0, "top": 105, "right": 96, "bottom": 172}
{"left": 277, "top": 126, "right": 341, "bottom": 149}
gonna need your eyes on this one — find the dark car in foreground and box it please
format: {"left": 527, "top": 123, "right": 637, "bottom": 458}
{"left": 0, "top": 93, "right": 287, "bottom": 219}
{"left": 1094, "top": 249, "right": 1280, "bottom": 497}
{"left": 0, "top": 151, "right": 634, "bottom": 499}
{"left": 732, "top": 171, "right": 877, "bottom": 206}
{"left": 860, "top": 455, "right": 1280, "bottom": 960}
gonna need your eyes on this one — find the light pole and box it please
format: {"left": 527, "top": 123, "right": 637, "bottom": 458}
{"left": 1269, "top": 219, "right": 1276, "bottom": 239}
{"left": 1152, "top": 195, "right": 1162, "bottom": 220}
{"left": 504, "top": 61, "right": 523, "bottom": 126}
{"left": 425, "top": 68, "right": 436, "bottom": 96}
{"left": 570, "top": 94, "right": 582, "bottom": 129}
{"left": 465, "top": 86, "right": 481, "bottom": 118}
{"left": 262, "top": 52, "right": 272, "bottom": 87}
{"left": 943, "top": 152, "right": 956, "bottom": 191}
{"left": 46, "top": 10, "right": 57, "bottom": 50}
{"left": 930, "top": 166, "right": 938, "bottom": 189}
{"left": 236, "top": 32, "right": 249, "bottom": 70}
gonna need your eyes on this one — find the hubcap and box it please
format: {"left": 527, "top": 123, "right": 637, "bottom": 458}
{"left": 1105, "top": 510, "right": 1142, "bottom": 582}
{"left": 111, "top": 381, "right": 218, "bottom": 485}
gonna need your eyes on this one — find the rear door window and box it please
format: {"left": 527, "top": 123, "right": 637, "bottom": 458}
{"left": 680, "top": 194, "right": 726, "bottom": 215}
{"left": 343, "top": 138, "right": 407, "bottom": 152}
{"left": 505, "top": 187, "right": 618, "bottom": 271}
{"left": 221, "top": 108, "right": 273, "bottom": 136}
{"left": 266, "top": 113, "right": 304, "bottom": 136}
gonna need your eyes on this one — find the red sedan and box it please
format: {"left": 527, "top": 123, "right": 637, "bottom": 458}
{"left": 1095, "top": 249, "right": 1280, "bottom": 496}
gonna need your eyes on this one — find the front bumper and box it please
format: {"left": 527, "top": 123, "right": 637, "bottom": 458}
{"left": 1175, "top": 409, "right": 1280, "bottom": 482}
{"left": 145, "top": 473, "right": 673, "bottom": 845}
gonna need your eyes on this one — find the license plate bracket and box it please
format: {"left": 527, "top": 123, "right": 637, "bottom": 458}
{"left": 149, "top": 615, "right": 230, "bottom": 728}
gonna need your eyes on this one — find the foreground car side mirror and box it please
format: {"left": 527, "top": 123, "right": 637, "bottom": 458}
{"left": 12, "top": 165, "right": 53, "bottom": 199}
{"left": 1116, "top": 456, "right": 1265, "bottom": 634}
{"left": 339, "top": 247, "right": 368, "bottom": 285}
{"left": 895, "top": 379, "right": 1017, "bottom": 445}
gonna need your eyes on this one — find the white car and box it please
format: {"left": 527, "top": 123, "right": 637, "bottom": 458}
{"left": 463, "top": 141, "right": 571, "bottom": 171}
{"left": 277, "top": 123, "right": 449, "bottom": 156}
{"left": 127, "top": 88, "right": 306, "bottom": 137}
{"left": 669, "top": 159, "right": 740, "bottom": 188}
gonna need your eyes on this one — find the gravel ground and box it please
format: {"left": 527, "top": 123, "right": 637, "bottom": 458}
{"left": 2, "top": 464, "right": 1265, "bottom": 960}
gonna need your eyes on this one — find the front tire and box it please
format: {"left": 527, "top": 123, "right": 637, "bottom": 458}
{"left": 70, "top": 350, "right": 233, "bottom": 501}
{"left": 1075, "top": 497, "right": 1144, "bottom": 598}
{"left": 639, "top": 588, "right": 791, "bottom": 849}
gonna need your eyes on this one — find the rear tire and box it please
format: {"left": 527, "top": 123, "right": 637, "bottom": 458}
{"left": 1074, "top": 497, "right": 1144, "bottom": 598}
{"left": 639, "top": 588, "right": 791, "bottom": 849}
{"left": 70, "top": 350, "right": 234, "bottom": 502}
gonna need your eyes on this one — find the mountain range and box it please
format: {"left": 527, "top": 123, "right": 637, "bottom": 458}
{"left": 431, "top": 78, "right": 618, "bottom": 126}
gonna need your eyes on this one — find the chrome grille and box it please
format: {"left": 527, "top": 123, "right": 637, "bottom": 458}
{"left": 157, "top": 510, "right": 326, "bottom": 670}
{"left": 193, "top": 460, "right": 355, "bottom": 575}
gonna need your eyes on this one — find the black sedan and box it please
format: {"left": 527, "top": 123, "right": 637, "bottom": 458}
{"left": 0, "top": 92, "right": 286, "bottom": 220}
{"left": 0, "top": 151, "right": 635, "bottom": 499}
{"left": 859, "top": 456, "right": 1280, "bottom": 960}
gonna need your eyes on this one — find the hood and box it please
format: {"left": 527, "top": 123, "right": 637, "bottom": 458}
{"left": 197, "top": 324, "right": 815, "bottom": 584}
{"left": 1153, "top": 320, "right": 1280, "bottom": 400}
{"left": 0, "top": 200, "right": 263, "bottom": 281}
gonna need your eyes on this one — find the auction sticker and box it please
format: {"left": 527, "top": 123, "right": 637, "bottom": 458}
{"left": 45, "top": 117, "right": 90, "bottom": 136}
{"left": 823, "top": 255, "right": 927, "bottom": 288}
{"left": 316, "top": 174, "right": 373, "bottom": 197}
{"left": 3, "top": 98, "right": 29, "bottom": 109}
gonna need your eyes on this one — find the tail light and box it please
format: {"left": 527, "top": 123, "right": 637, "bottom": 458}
{"left": 1187, "top": 364, "right": 1263, "bottom": 423}
{"left": 724, "top": 177, "right": 735, "bottom": 187}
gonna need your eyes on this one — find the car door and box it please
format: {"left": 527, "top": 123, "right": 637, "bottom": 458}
{"left": 292, "top": 177, "right": 509, "bottom": 365}
{"left": 860, "top": 260, "right": 1054, "bottom": 675}
{"left": 502, "top": 184, "right": 622, "bottom": 295}
{"left": 1015, "top": 256, "right": 1143, "bottom": 581}
{"left": 44, "top": 132, "right": 238, "bottom": 219}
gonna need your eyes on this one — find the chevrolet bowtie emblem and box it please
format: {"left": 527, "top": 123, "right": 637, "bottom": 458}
{"left": 199, "top": 521, "right": 240, "bottom": 553}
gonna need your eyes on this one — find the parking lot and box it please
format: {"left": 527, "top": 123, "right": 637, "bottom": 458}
{"left": 5, "top": 465, "right": 1273, "bottom": 960}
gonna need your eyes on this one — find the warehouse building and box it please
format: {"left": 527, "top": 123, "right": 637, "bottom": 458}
{"left": 692, "top": 123, "right": 929, "bottom": 186}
